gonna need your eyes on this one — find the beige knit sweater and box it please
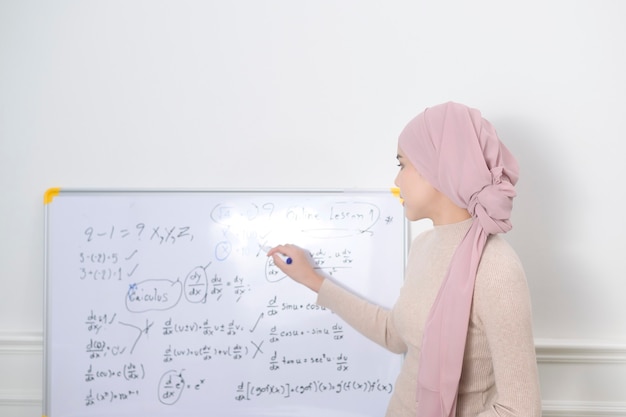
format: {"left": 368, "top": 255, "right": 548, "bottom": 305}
{"left": 317, "top": 219, "right": 541, "bottom": 417}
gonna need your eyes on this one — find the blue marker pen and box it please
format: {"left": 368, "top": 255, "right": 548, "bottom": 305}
{"left": 260, "top": 244, "right": 292, "bottom": 265}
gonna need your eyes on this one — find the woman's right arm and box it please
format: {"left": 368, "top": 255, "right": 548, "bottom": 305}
{"left": 267, "top": 244, "right": 406, "bottom": 354}
{"left": 317, "top": 279, "right": 407, "bottom": 354}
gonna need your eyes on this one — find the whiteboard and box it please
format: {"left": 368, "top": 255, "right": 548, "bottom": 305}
{"left": 44, "top": 189, "right": 407, "bottom": 417}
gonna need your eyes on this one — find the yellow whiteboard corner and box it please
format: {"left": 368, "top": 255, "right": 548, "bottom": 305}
{"left": 390, "top": 187, "right": 403, "bottom": 204}
{"left": 44, "top": 187, "right": 61, "bottom": 205}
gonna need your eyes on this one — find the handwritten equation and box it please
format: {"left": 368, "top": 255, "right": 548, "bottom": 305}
{"left": 46, "top": 192, "right": 405, "bottom": 417}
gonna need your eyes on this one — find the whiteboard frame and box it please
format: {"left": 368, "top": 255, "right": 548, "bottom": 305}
{"left": 43, "top": 188, "right": 409, "bottom": 417}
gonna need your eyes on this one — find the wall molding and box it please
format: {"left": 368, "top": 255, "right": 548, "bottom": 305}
{"left": 0, "top": 389, "right": 41, "bottom": 407}
{"left": 0, "top": 331, "right": 42, "bottom": 355}
{"left": 542, "top": 400, "right": 626, "bottom": 417}
{"left": 535, "top": 338, "right": 626, "bottom": 364}
{"left": 2, "top": 396, "right": 625, "bottom": 416}
{"left": 4, "top": 333, "right": 625, "bottom": 363}
{"left": 1, "top": 333, "right": 625, "bottom": 414}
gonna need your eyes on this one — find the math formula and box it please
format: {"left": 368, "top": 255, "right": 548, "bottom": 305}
{"left": 45, "top": 191, "right": 405, "bottom": 417}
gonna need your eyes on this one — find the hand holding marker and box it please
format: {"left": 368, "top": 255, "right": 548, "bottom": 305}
{"left": 260, "top": 244, "right": 292, "bottom": 265}
{"left": 262, "top": 243, "right": 325, "bottom": 293}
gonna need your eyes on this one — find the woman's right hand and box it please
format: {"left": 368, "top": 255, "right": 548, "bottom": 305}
{"left": 266, "top": 244, "right": 325, "bottom": 293}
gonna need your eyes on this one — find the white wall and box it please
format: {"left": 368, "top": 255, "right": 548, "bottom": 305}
{"left": 1, "top": 1, "right": 625, "bottom": 416}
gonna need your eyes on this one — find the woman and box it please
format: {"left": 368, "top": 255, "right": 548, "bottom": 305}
{"left": 268, "top": 102, "right": 541, "bottom": 417}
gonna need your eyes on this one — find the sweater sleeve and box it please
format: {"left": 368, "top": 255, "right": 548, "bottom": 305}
{"left": 316, "top": 279, "right": 407, "bottom": 354}
{"left": 474, "top": 242, "right": 542, "bottom": 417}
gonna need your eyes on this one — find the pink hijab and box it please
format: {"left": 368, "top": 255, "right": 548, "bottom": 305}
{"left": 398, "top": 102, "right": 519, "bottom": 417}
